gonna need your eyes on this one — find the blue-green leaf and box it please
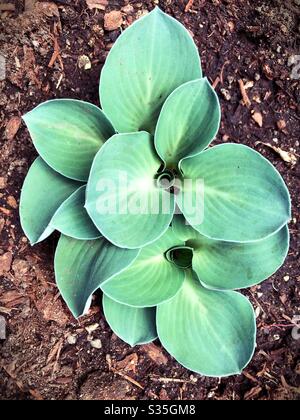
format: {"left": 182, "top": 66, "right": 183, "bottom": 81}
{"left": 103, "top": 294, "right": 157, "bottom": 346}
{"left": 23, "top": 99, "right": 115, "bottom": 181}
{"left": 51, "top": 186, "right": 101, "bottom": 240}
{"left": 157, "top": 271, "right": 256, "bottom": 377}
{"left": 86, "top": 132, "right": 175, "bottom": 249}
{"left": 20, "top": 157, "right": 82, "bottom": 245}
{"left": 155, "top": 78, "right": 220, "bottom": 167}
{"left": 100, "top": 7, "right": 202, "bottom": 134}
{"left": 101, "top": 228, "right": 185, "bottom": 307}
{"left": 173, "top": 215, "right": 290, "bottom": 290}
{"left": 54, "top": 235, "right": 139, "bottom": 318}
{"left": 178, "top": 144, "right": 291, "bottom": 242}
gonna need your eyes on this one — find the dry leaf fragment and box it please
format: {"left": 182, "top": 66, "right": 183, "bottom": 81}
{"left": 262, "top": 63, "right": 274, "bottom": 80}
{"left": 5, "top": 117, "right": 21, "bottom": 141}
{"left": 141, "top": 343, "right": 168, "bottom": 365}
{"left": 0, "top": 4, "right": 15, "bottom": 11}
{"left": 239, "top": 79, "right": 251, "bottom": 108}
{"left": 252, "top": 112, "right": 263, "bottom": 127}
{"left": 277, "top": 119, "right": 287, "bottom": 131}
{"left": 7, "top": 196, "right": 18, "bottom": 209}
{"left": 115, "top": 353, "right": 138, "bottom": 373}
{"left": 86, "top": 0, "right": 108, "bottom": 10}
{"left": 0, "top": 252, "right": 13, "bottom": 275}
{"left": 0, "top": 177, "right": 7, "bottom": 189}
{"left": 255, "top": 141, "right": 298, "bottom": 166}
{"left": 104, "top": 11, "right": 123, "bottom": 31}
{"left": 24, "top": 0, "right": 37, "bottom": 11}
{"left": 36, "top": 2, "right": 59, "bottom": 17}
{"left": 36, "top": 292, "right": 69, "bottom": 326}
{"left": 227, "top": 21, "right": 235, "bottom": 32}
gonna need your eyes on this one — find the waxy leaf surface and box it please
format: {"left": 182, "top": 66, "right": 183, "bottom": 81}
{"left": 55, "top": 235, "right": 139, "bottom": 318}
{"left": 100, "top": 8, "right": 202, "bottom": 134}
{"left": 103, "top": 294, "right": 157, "bottom": 346}
{"left": 155, "top": 79, "right": 220, "bottom": 166}
{"left": 51, "top": 186, "right": 101, "bottom": 240}
{"left": 157, "top": 271, "right": 256, "bottom": 377}
{"left": 178, "top": 144, "right": 291, "bottom": 242}
{"left": 101, "top": 229, "right": 185, "bottom": 307}
{"left": 23, "top": 99, "right": 115, "bottom": 181}
{"left": 173, "top": 215, "right": 290, "bottom": 290}
{"left": 20, "top": 157, "right": 81, "bottom": 245}
{"left": 86, "top": 132, "right": 175, "bottom": 249}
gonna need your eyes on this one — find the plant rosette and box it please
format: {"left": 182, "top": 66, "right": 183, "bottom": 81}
{"left": 19, "top": 8, "right": 291, "bottom": 377}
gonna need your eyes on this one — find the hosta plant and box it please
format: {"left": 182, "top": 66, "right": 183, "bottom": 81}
{"left": 20, "top": 8, "right": 291, "bottom": 377}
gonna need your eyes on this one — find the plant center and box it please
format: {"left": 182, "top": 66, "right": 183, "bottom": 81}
{"left": 156, "top": 169, "right": 176, "bottom": 192}
{"left": 165, "top": 246, "right": 194, "bottom": 269}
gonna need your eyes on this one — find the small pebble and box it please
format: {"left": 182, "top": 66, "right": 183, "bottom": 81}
{"left": 85, "top": 323, "right": 99, "bottom": 334}
{"left": 90, "top": 339, "right": 102, "bottom": 349}
{"left": 0, "top": 316, "right": 6, "bottom": 340}
{"left": 220, "top": 88, "right": 231, "bottom": 101}
{"left": 67, "top": 334, "right": 77, "bottom": 345}
{"left": 78, "top": 55, "right": 91, "bottom": 70}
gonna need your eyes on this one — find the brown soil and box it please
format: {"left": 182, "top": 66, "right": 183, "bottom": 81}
{"left": 0, "top": 0, "right": 299, "bottom": 401}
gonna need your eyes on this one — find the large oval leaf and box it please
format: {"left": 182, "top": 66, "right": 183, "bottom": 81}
{"left": 173, "top": 215, "right": 290, "bottom": 290}
{"left": 178, "top": 144, "right": 291, "bottom": 242}
{"left": 103, "top": 294, "right": 157, "bottom": 346}
{"left": 20, "top": 157, "right": 82, "bottom": 245}
{"left": 54, "top": 235, "right": 139, "bottom": 318}
{"left": 157, "top": 271, "right": 256, "bottom": 377}
{"left": 86, "top": 132, "right": 175, "bottom": 249}
{"left": 155, "top": 78, "right": 220, "bottom": 167}
{"left": 101, "top": 228, "right": 185, "bottom": 307}
{"left": 100, "top": 7, "right": 202, "bottom": 134}
{"left": 51, "top": 186, "right": 101, "bottom": 240}
{"left": 23, "top": 99, "right": 115, "bottom": 181}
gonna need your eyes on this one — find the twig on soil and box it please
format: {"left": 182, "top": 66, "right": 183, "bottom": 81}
{"left": 249, "top": 290, "right": 266, "bottom": 315}
{"left": 47, "top": 338, "right": 63, "bottom": 364}
{"left": 51, "top": 340, "right": 63, "bottom": 377}
{"left": 106, "top": 354, "right": 144, "bottom": 390}
{"left": 264, "top": 323, "right": 295, "bottom": 329}
{"left": 0, "top": 306, "right": 14, "bottom": 314}
{"left": 56, "top": 73, "right": 63, "bottom": 89}
{"left": 238, "top": 79, "right": 251, "bottom": 108}
{"left": 150, "top": 375, "right": 194, "bottom": 385}
{"left": 255, "top": 141, "right": 298, "bottom": 166}
{"left": 220, "top": 60, "right": 229, "bottom": 85}
{"left": 48, "top": 23, "right": 64, "bottom": 70}
{"left": 243, "top": 371, "right": 259, "bottom": 384}
{"left": 212, "top": 76, "right": 220, "bottom": 90}
{"left": 185, "top": 0, "right": 194, "bottom": 12}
